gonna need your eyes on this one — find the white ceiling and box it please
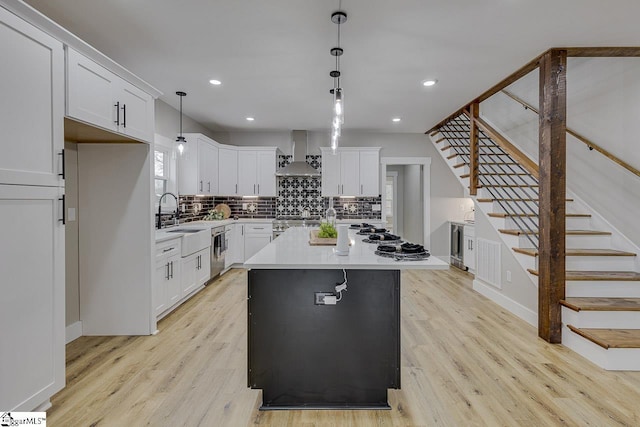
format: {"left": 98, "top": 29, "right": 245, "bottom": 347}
{"left": 23, "top": 0, "right": 640, "bottom": 134}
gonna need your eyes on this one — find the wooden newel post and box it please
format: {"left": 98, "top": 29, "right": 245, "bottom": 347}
{"left": 469, "top": 102, "right": 480, "bottom": 196}
{"left": 538, "top": 49, "right": 567, "bottom": 343}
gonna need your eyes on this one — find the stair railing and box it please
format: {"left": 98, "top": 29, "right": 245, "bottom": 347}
{"left": 436, "top": 114, "right": 541, "bottom": 249}
{"left": 501, "top": 89, "right": 640, "bottom": 179}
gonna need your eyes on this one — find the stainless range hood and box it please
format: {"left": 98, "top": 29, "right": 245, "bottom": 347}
{"left": 275, "top": 130, "right": 321, "bottom": 177}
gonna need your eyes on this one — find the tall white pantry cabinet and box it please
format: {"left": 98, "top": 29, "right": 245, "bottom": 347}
{"left": 0, "top": 5, "right": 66, "bottom": 412}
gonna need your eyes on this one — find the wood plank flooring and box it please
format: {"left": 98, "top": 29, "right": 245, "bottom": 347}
{"left": 48, "top": 268, "right": 640, "bottom": 426}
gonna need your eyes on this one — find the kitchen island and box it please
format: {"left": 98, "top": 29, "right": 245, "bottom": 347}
{"left": 244, "top": 227, "right": 448, "bottom": 409}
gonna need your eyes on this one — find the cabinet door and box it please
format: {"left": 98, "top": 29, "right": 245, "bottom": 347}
{"left": 197, "top": 248, "right": 211, "bottom": 285}
{"left": 0, "top": 184, "right": 64, "bottom": 411}
{"left": 154, "top": 261, "right": 169, "bottom": 316}
{"left": 204, "top": 143, "right": 219, "bottom": 195}
{"left": 166, "top": 257, "right": 182, "bottom": 306}
{"left": 198, "top": 140, "right": 218, "bottom": 195}
{"left": 218, "top": 148, "right": 238, "bottom": 195}
{"left": 117, "top": 79, "right": 154, "bottom": 143}
{"left": 235, "top": 225, "right": 245, "bottom": 263}
{"left": 359, "top": 150, "right": 380, "bottom": 196}
{"left": 181, "top": 253, "right": 198, "bottom": 298}
{"left": 224, "top": 227, "right": 235, "bottom": 268}
{"left": 0, "top": 9, "right": 64, "bottom": 187}
{"left": 244, "top": 234, "right": 272, "bottom": 261}
{"left": 178, "top": 135, "right": 199, "bottom": 195}
{"left": 321, "top": 150, "right": 341, "bottom": 196}
{"left": 67, "top": 48, "right": 118, "bottom": 133}
{"left": 256, "top": 150, "right": 277, "bottom": 196}
{"left": 237, "top": 150, "right": 258, "bottom": 195}
{"left": 340, "top": 151, "right": 360, "bottom": 196}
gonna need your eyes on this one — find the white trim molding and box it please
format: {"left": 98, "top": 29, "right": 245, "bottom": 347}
{"left": 65, "top": 321, "right": 82, "bottom": 344}
{"left": 473, "top": 279, "right": 538, "bottom": 327}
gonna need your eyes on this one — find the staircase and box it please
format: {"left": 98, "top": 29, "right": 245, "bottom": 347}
{"left": 431, "top": 113, "right": 640, "bottom": 370}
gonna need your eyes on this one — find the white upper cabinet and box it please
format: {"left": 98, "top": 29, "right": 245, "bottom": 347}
{"left": 237, "top": 149, "right": 277, "bottom": 196}
{"left": 0, "top": 7, "right": 64, "bottom": 187}
{"left": 66, "top": 48, "right": 154, "bottom": 143}
{"left": 237, "top": 150, "right": 258, "bottom": 195}
{"left": 321, "top": 148, "right": 380, "bottom": 196}
{"left": 218, "top": 147, "right": 239, "bottom": 195}
{"left": 178, "top": 134, "right": 219, "bottom": 195}
{"left": 358, "top": 150, "right": 380, "bottom": 196}
{"left": 219, "top": 147, "right": 277, "bottom": 196}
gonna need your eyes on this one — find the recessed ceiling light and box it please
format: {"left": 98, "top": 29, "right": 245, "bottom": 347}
{"left": 209, "top": 79, "right": 221, "bottom": 85}
{"left": 422, "top": 79, "right": 437, "bottom": 87}
{"left": 392, "top": 117, "right": 401, "bottom": 122}
{"left": 246, "top": 117, "right": 255, "bottom": 121}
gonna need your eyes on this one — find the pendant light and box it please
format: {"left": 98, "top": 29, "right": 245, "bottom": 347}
{"left": 329, "top": 9, "right": 347, "bottom": 153}
{"left": 176, "top": 91, "right": 187, "bottom": 155}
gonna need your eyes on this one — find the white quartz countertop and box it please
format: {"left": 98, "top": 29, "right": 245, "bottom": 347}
{"left": 244, "top": 227, "right": 449, "bottom": 270}
{"left": 155, "top": 218, "right": 273, "bottom": 243}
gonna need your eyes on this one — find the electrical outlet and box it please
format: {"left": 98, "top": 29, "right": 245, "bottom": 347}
{"left": 372, "top": 204, "right": 381, "bottom": 212}
{"left": 315, "top": 292, "right": 335, "bottom": 305}
{"left": 343, "top": 203, "right": 349, "bottom": 210}
{"left": 181, "top": 203, "right": 186, "bottom": 213}
{"left": 242, "top": 203, "right": 248, "bottom": 210}
{"left": 506, "top": 270, "right": 512, "bottom": 282}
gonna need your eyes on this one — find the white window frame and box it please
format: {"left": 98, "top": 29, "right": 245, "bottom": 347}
{"left": 154, "top": 134, "right": 178, "bottom": 211}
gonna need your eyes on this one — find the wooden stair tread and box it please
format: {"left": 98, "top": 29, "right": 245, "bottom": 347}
{"left": 453, "top": 163, "right": 467, "bottom": 169}
{"left": 561, "top": 297, "right": 640, "bottom": 312}
{"left": 567, "top": 325, "right": 640, "bottom": 349}
{"left": 500, "top": 229, "right": 611, "bottom": 236}
{"left": 513, "top": 248, "right": 634, "bottom": 257}
{"left": 460, "top": 173, "right": 470, "bottom": 179}
{"left": 488, "top": 212, "right": 590, "bottom": 218}
{"left": 527, "top": 269, "right": 640, "bottom": 281}
{"left": 430, "top": 130, "right": 440, "bottom": 137}
{"left": 477, "top": 198, "right": 573, "bottom": 202}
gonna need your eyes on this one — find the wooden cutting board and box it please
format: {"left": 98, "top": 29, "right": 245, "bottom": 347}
{"left": 308, "top": 229, "right": 337, "bottom": 246}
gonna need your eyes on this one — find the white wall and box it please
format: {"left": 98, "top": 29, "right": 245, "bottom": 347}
{"left": 387, "top": 166, "right": 405, "bottom": 236}
{"left": 403, "top": 164, "right": 424, "bottom": 245}
{"left": 481, "top": 58, "right": 640, "bottom": 247}
{"left": 64, "top": 142, "right": 79, "bottom": 327}
{"left": 155, "top": 99, "right": 218, "bottom": 140}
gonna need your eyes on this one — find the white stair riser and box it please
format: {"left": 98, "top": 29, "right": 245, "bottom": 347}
{"left": 491, "top": 202, "right": 539, "bottom": 214}
{"left": 566, "top": 281, "right": 640, "bottom": 297}
{"left": 565, "top": 257, "right": 636, "bottom": 271}
{"left": 562, "top": 326, "right": 640, "bottom": 371}
{"left": 562, "top": 306, "right": 640, "bottom": 329}
{"left": 480, "top": 175, "right": 538, "bottom": 186}
{"left": 566, "top": 234, "right": 611, "bottom": 248}
{"left": 503, "top": 217, "right": 592, "bottom": 229}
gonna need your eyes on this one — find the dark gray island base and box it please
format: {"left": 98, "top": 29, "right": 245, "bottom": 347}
{"left": 248, "top": 269, "right": 401, "bottom": 409}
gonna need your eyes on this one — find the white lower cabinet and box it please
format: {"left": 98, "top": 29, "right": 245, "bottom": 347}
{"left": 224, "top": 225, "right": 234, "bottom": 269}
{"left": 154, "top": 238, "right": 182, "bottom": 318}
{"left": 244, "top": 223, "right": 273, "bottom": 261}
{"left": 181, "top": 247, "right": 210, "bottom": 298}
{"left": 0, "top": 184, "right": 65, "bottom": 411}
{"left": 235, "top": 224, "right": 246, "bottom": 263}
{"left": 463, "top": 225, "right": 476, "bottom": 273}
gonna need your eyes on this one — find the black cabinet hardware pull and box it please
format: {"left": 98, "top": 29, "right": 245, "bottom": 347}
{"left": 59, "top": 195, "right": 66, "bottom": 224}
{"left": 58, "top": 150, "right": 65, "bottom": 178}
{"left": 114, "top": 102, "right": 120, "bottom": 125}
{"left": 121, "top": 103, "right": 126, "bottom": 128}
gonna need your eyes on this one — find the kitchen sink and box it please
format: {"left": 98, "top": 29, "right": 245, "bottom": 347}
{"left": 163, "top": 228, "right": 210, "bottom": 256}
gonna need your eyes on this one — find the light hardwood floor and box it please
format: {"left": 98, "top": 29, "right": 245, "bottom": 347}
{"left": 49, "top": 268, "right": 640, "bottom": 426}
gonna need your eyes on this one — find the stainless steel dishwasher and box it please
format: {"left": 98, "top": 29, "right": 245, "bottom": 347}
{"left": 210, "top": 225, "right": 226, "bottom": 280}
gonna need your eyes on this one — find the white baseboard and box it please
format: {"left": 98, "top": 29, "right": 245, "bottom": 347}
{"left": 473, "top": 279, "right": 538, "bottom": 327}
{"left": 65, "top": 321, "right": 82, "bottom": 344}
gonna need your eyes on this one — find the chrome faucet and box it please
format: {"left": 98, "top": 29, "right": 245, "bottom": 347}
{"left": 157, "top": 192, "right": 179, "bottom": 229}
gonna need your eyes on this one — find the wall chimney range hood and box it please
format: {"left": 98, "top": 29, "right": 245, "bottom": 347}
{"left": 275, "top": 130, "right": 320, "bottom": 177}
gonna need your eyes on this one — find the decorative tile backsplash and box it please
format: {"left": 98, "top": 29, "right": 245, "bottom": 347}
{"left": 276, "top": 155, "right": 381, "bottom": 220}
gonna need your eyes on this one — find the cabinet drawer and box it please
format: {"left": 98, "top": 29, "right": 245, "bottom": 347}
{"left": 245, "top": 223, "right": 273, "bottom": 234}
{"left": 156, "top": 237, "right": 181, "bottom": 260}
